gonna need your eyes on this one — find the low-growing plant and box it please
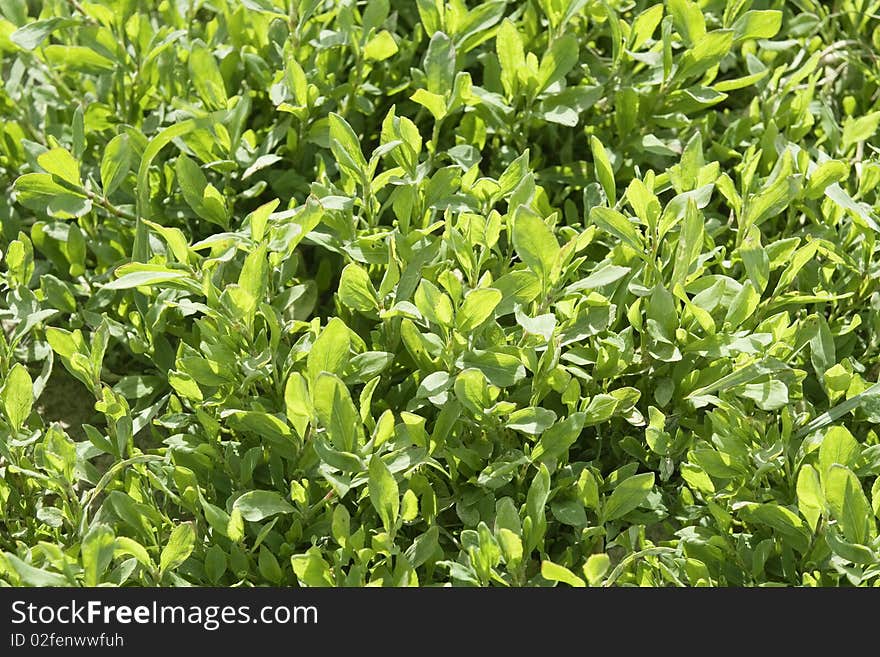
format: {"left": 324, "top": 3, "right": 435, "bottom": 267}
{"left": 1, "top": 0, "right": 880, "bottom": 587}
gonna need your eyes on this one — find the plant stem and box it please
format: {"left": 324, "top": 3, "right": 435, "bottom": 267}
{"left": 83, "top": 188, "right": 139, "bottom": 222}
{"left": 66, "top": 0, "right": 99, "bottom": 25}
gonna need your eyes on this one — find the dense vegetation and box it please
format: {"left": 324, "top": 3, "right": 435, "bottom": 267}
{"left": 1, "top": 0, "right": 880, "bottom": 587}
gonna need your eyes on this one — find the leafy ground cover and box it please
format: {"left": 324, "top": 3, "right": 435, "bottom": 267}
{"left": 1, "top": 0, "right": 880, "bottom": 587}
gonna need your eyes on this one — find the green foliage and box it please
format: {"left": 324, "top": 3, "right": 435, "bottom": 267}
{"left": 1, "top": 0, "right": 880, "bottom": 588}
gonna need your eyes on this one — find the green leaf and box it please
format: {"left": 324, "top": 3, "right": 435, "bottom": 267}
{"left": 626, "top": 178, "right": 661, "bottom": 230}
{"left": 81, "top": 524, "right": 116, "bottom": 586}
{"left": 805, "top": 160, "right": 848, "bottom": 200}
{"left": 496, "top": 18, "right": 524, "bottom": 97}
{"left": 740, "top": 503, "right": 810, "bottom": 554}
{"left": 10, "top": 18, "right": 76, "bottom": 50}
{"left": 670, "top": 199, "right": 704, "bottom": 288}
{"left": 731, "top": 10, "right": 782, "bottom": 43}
{"left": 415, "top": 279, "right": 454, "bottom": 327}
{"left": 307, "top": 317, "right": 351, "bottom": 384}
{"left": 842, "top": 111, "right": 880, "bottom": 150}
{"left": 115, "top": 537, "right": 154, "bottom": 570}
{"left": 536, "top": 33, "right": 578, "bottom": 95}
{"left": 819, "top": 426, "right": 860, "bottom": 478}
{"left": 872, "top": 478, "right": 880, "bottom": 520}
{"left": 45, "top": 45, "right": 114, "bottom": 72}
{"left": 136, "top": 119, "right": 203, "bottom": 243}
{"left": 724, "top": 281, "right": 761, "bottom": 328}
{"left": 2, "top": 554, "right": 70, "bottom": 586}
{"left": 364, "top": 30, "right": 398, "bottom": 61}
{"left": 339, "top": 263, "right": 379, "bottom": 313}
{"left": 406, "top": 525, "right": 440, "bottom": 568}
{"left": 738, "top": 225, "right": 769, "bottom": 293}
{"left": 410, "top": 89, "right": 448, "bottom": 121}
{"left": 423, "top": 31, "right": 455, "bottom": 96}
{"left": 583, "top": 553, "right": 610, "bottom": 586}
{"left": 505, "top": 406, "right": 557, "bottom": 435}
{"left": 454, "top": 368, "right": 492, "bottom": 414}
{"left": 258, "top": 546, "right": 283, "bottom": 583}
{"left": 824, "top": 465, "right": 875, "bottom": 545}
{"left": 284, "top": 371, "right": 312, "bottom": 438}
{"left": 291, "top": 548, "right": 333, "bottom": 587}
{"left": 13, "top": 173, "right": 91, "bottom": 218}
{"left": 532, "top": 412, "right": 585, "bottom": 462}
{"left": 526, "top": 463, "right": 551, "bottom": 523}
{"left": 773, "top": 240, "right": 819, "bottom": 296}
{"left": 551, "top": 498, "right": 588, "bottom": 527}
{"left": 739, "top": 379, "right": 788, "bottom": 411}
{"left": 494, "top": 270, "right": 541, "bottom": 315}
{"left": 100, "top": 134, "right": 133, "bottom": 196}
{"left": 104, "top": 264, "right": 193, "bottom": 290}
{"left": 603, "top": 472, "right": 655, "bottom": 521}
{"left": 589, "top": 206, "right": 644, "bottom": 252}
{"left": 512, "top": 208, "right": 560, "bottom": 286}
{"left": 246, "top": 199, "right": 279, "bottom": 241}
{"left": 541, "top": 560, "right": 585, "bottom": 587}
{"left": 226, "top": 410, "right": 292, "bottom": 445}
{"left": 169, "top": 370, "right": 203, "bottom": 401}
{"left": 590, "top": 136, "right": 616, "bottom": 206}
{"left": 312, "top": 373, "right": 362, "bottom": 451}
{"left": 629, "top": 4, "right": 664, "bottom": 51}
{"left": 233, "top": 490, "right": 295, "bottom": 522}
{"left": 369, "top": 455, "right": 399, "bottom": 533}
{"left": 2, "top": 363, "right": 33, "bottom": 433}
{"left": 200, "top": 495, "right": 232, "bottom": 539}
{"left": 159, "top": 523, "right": 196, "bottom": 574}
{"left": 460, "top": 350, "right": 526, "bottom": 387}
{"left": 37, "top": 147, "right": 81, "bottom": 186}
{"left": 646, "top": 283, "right": 678, "bottom": 343}
{"left": 238, "top": 243, "right": 268, "bottom": 311}
{"left": 329, "top": 112, "right": 368, "bottom": 178}
{"left": 141, "top": 222, "right": 189, "bottom": 266}
{"left": 188, "top": 41, "right": 228, "bottom": 110}
{"left": 175, "top": 154, "right": 228, "bottom": 227}
{"left": 676, "top": 30, "right": 733, "bottom": 82}
{"left": 204, "top": 545, "right": 227, "bottom": 583}
{"left": 668, "top": 0, "right": 705, "bottom": 46}
{"left": 514, "top": 306, "right": 556, "bottom": 340}
{"left": 796, "top": 464, "right": 823, "bottom": 532}
{"left": 456, "top": 288, "right": 502, "bottom": 332}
